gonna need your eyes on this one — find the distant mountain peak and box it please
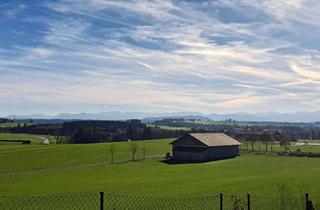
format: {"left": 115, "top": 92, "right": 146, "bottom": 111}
{"left": 5, "top": 110, "right": 320, "bottom": 122}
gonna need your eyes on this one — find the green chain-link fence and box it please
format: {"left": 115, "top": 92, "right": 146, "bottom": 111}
{"left": 0, "top": 192, "right": 315, "bottom": 210}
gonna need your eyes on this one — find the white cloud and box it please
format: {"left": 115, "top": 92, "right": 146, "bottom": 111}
{"left": 212, "top": 95, "right": 265, "bottom": 109}
{"left": 1, "top": 3, "right": 26, "bottom": 18}
{"left": 43, "top": 18, "right": 91, "bottom": 46}
{"left": 136, "top": 61, "right": 155, "bottom": 70}
{"left": 2, "top": 0, "right": 320, "bottom": 114}
{"left": 25, "top": 48, "right": 55, "bottom": 60}
{"left": 289, "top": 59, "right": 320, "bottom": 80}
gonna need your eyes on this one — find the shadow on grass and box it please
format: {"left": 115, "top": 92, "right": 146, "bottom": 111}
{"left": 160, "top": 156, "right": 237, "bottom": 165}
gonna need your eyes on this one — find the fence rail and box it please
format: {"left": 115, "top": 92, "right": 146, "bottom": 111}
{"left": 0, "top": 192, "right": 316, "bottom": 210}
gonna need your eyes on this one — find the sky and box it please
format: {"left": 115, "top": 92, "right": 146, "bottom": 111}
{"left": 1, "top": 0, "right": 320, "bottom": 115}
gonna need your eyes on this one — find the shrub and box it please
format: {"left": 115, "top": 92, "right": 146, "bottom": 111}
{"left": 277, "top": 150, "right": 320, "bottom": 158}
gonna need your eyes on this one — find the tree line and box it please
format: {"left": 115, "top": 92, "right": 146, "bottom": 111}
{"left": 1, "top": 119, "right": 185, "bottom": 143}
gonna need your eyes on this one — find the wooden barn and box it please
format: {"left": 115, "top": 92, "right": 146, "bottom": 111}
{"left": 170, "top": 133, "right": 241, "bottom": 162}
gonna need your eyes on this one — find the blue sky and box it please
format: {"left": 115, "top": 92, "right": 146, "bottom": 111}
{"left": 1, "top": 0, "right": 320, "bottom": 115}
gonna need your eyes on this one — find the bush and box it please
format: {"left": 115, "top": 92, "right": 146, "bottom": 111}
{"left": 277, "top": 150, "right": 320, "bottom": 158}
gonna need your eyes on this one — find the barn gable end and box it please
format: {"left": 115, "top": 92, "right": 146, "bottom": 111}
{"left": 171, "top": 134, "right": 207, "bottom": 150}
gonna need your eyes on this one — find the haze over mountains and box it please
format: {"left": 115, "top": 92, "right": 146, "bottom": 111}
{"left": 5, "top": 111, "right": 320, "bottom": 122}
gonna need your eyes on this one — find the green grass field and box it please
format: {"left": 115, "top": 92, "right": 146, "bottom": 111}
{"left": 1, "top": 138, "right": 320, "bottom": 199}
{"left": 297, "top": 139, "right": 320, "bottom": 144}
{"left": 0, "top": 122, "right": 33, "bottom": 128}
{"left": 2, "top": 138, "right": 320, "bottom": 209}
{"left": 0, "top": 133, "right": 55, "bottom": 144}
{"left": 148, "top": 124, "right": 191, "bottom": 131}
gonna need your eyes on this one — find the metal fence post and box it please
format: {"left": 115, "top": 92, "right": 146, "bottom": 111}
{"left": 100, "top": 192, "right": 104, "bottom": 210}
{"left": 305, "top": 193, "right": 309, "bottom": 210}
{"left": 220, "top": 193, "right": 223, "bottom": 210}
{"left": 247, "top": 194, "right": 251, "bottom": 210}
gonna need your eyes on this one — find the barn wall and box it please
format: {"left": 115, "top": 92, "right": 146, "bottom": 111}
{"left": 172, "top": 145, "right": 239, "bottom": 162}
{"left": 204, "top": 146, "right": 239, "bottom": 160}
{"left": 172, "top": 151, "right": 206, "bottom": 162}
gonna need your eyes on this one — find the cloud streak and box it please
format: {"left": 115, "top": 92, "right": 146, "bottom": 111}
{"left": 1, "top": 0, "right": 320, "bottom": 115}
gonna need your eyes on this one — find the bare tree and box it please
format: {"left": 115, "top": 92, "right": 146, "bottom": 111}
{"left": 262, "top": 140, "right": 270, "bottom": 152}
{"left": 249, "top": 140, "right": 256, "bottom": 151}
{"left": 270, "top": 141, "right": 275, "bottom": 152}
{"left": 142, "top": 147, "right": 146, "bottom": 160}
{"left": 241, "top": 140, "right": 249, "bottom": 151}
{"left": 55, "top": 135, "right": 60, "bottom": 144}
{"left": 109, "top": 143, "right": 116, "bottom": 164}
{"left": 280, "top": 139, "right": 290, "bottom": 152}
{"left": 130, "top": 141, "right": 138, "bottom": 161}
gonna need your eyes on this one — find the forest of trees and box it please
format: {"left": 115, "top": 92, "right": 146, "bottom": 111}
{"left": 3, "top": 117, "right": 320, "bottom": 144}
{"left": 0, "top": 118, "right": 10, "bottom": 123}
{"left": 0, "top": 119, "right": 185, "bottom": 144}
{"left": 153, "top": 118, "right": 320, "bottom": 141}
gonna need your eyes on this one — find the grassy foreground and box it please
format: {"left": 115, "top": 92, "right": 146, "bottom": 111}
{"left": 2, "top": 138, "right": 320, "bottom": 209}
{"left": 1, "top": 138, "right": 320, "bottom": 198}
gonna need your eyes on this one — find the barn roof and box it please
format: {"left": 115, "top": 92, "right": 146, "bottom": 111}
{"left": 172, "top": 133, "right": 241, "bottom": 147}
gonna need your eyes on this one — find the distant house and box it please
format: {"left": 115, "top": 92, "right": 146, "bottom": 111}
{"left": 170, "top": 133, "right": 241, "bottom": 162}
{"left": 40, "top": 137, "right": 50, "bottom": 145}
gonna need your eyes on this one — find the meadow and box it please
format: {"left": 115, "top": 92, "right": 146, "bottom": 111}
{"left": 0, "top": 133, "right": 55, "bottom": 144}
{"left": 1, "top": 138, "right": 320, "bottom": 197}
{"left": 1, "top": 135, "right": 320, "bottom": 209}
{"left": 147, "top": 124, "right": 191, "bottom": 131}
{"left": 0, "top": 122, "right": 34, "bottom": 129}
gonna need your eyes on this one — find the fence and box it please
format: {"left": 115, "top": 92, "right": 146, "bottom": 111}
{"left": 0, "top": 192, "right": 317, "bottom": 210}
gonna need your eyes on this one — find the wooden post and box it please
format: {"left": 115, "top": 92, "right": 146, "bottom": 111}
{"left": 100, "top": 192, "right": 104, "bottom": 210}
{"left": 305, "top": 193, "right": 314, "bottom": 210}
{"left": 247, "top": 194, "right": 251, "bottom": 210}
{"left": 220, "top": 193, "right": 223, "bottom": 210}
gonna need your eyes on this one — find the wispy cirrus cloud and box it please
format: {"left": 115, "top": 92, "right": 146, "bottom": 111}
{"left": 1, "top": 0, "right": 320, "bottom": 115}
